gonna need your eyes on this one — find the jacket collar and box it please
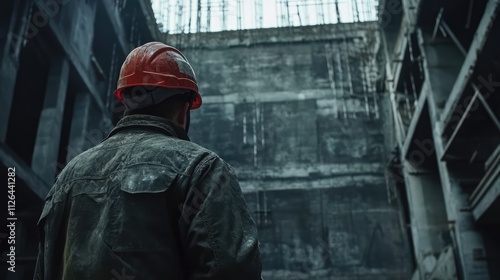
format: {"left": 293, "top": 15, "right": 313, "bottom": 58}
{"left": 104, "top": 114, "right": 190, "bottom": 141}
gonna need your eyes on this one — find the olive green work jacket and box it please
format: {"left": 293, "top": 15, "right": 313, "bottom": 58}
{"left": 34, "top": 114, "right": 262, "bottom": 280}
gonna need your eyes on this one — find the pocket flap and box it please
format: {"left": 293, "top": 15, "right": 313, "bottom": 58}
{"left": 119, "top": 164, "right": 177, "bottom": 194}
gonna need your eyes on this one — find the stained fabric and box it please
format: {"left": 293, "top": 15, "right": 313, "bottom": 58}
{"left": 34, "top": 114, "right": 262, "bottom": 280}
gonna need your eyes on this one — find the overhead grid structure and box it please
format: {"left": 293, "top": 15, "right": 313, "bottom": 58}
{"left": 150, "top": 0, "right": 378, "bottom": 33}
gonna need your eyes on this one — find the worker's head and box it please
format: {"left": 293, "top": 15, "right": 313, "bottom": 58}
{"left": 114, "top": 42, "right": 202, "bottom": 132}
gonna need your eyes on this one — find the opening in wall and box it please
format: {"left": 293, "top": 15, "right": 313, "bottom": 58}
{"left": 55, "top": 79, "right": 77, "bottom": 175}
{"left": 417, "top": 0, "right": 488, "bottom": 53}
{"left": 394, "top": 31, "right": 425, "bottom": 135}
{"left": 419, "top": 29, "right": 463, "bottom": 111}
{"left": 6, "top": 38, "right": 50, "bottom": 165}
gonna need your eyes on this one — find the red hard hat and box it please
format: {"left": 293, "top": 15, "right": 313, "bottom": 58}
{"left": 114, "top": 42, "right": 202, "bottom": 109}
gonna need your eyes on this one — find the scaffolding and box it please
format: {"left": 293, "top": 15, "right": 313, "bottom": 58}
{"left": 149, "top": 0, "right": 380, "bottom": 120}
{"left": 150, "top": 0, "right": 378, "bottom": 34}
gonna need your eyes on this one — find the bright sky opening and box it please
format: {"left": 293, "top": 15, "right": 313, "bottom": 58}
{"left": 150, "top": 0, "right": 379, "bottom": 34}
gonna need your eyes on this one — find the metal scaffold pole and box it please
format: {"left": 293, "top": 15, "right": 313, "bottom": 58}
{"left": 237, "top": 0, "right": 242, "bottom": 30}
{"left": 325, "top": 43, "right": 338, "bottom": 118}
{"left": 315, "top": 0, "right": 324, "bottom": 24}
{"left": 285, "top": 0, "right": 291, "bottom": 26}
{"left": 302, "top": 0, "right": 309, "bottom": 25}
{"left": 222, "top": 0, "right": 227, "bottom": 30}
{"left": 335, "top": 0, "right": 341, "bottom": 23}
{"left": 206, "top": 0, "right": 211, "bottom": 32}
{"left": 188, "top": 0, "right": 193, "bottom": 33}
{"left": 353, "top": 0, "right": 360, "bottom": 22}
{"left": 255, "top": 0, "right": 263, "bottom": 28}
{"left": 296, "top": 4, "right": 302, "bottom": 26}
{"left": 176, "top": 0, "right": 184, "bottom": 33}
{"left": 196, "top": 0, "right": 202, "bottom": 33}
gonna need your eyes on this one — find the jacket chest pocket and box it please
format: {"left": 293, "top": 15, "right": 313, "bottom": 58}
{"left": 105, "top": 165, "right": 179, "bottom": 253}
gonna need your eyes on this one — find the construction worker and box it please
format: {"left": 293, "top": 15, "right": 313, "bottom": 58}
{"left": 34, "top": 42, "right": 262, "bottom": 279}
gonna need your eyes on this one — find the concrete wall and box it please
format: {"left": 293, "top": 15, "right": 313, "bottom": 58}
{"left": 170, "top": 23, "right": 412, "bottom": 279}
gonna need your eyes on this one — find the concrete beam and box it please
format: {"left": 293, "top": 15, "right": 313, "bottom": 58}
{"left": 0, "top": 0, "right": 30, "bottom": 142}
{"left": 168, "top": 22, "right": 377, "bottom": 49}
{"left": 1, "top": 0, "right": 30, "bottom": 60}
{"left": 32, "top": 1, "right": 107, "bottom": 115}
{"left": 239, "top": 174, "right": 386, "bottom": 193}
{"left": 0, "top": 143, "right": 50, "bottom": 199}
{"left": 0, "top": 56, "right": 19, "bottom": 143}
{"left": 235, "top": 162, "right": 383, "bottom": 181}
{"left": 100, "top": 0, "right": 132, "bottom": 55}
{"left": 31, "top": 57, "right": 70, "bottom": 184}
{"left": 137, "top": 0, "right": 164, "bottom": 41}
{"left": 470, "top": 147, "right": 500, "bottom": 221}
{"left": 440, "top": 0, "right": 500, "bottom": 133}
{"left": 200, "top": 89, "right": 375, "bottom": 104}
{"left": 70, "top": 0, "right": 96, "bottom": 71}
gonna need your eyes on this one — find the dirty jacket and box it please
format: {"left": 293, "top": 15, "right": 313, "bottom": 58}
{"left": 34, "top": 114, "right": 262, "bottom": 280}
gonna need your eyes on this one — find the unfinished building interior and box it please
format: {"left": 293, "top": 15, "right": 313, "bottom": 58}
{"left": 0, "top": 0, "right": 499, "bottom": 279}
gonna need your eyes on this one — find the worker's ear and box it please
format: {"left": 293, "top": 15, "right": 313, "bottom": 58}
{"left": 175, "top": 102, "right": 191, "bottom": 129}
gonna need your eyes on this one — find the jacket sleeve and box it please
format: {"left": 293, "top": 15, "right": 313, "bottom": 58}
{"left": 33, "top": 243, "right": 44, "bottom": 279}
{"left": 179, "top": 155, "right": 262, "bottom": 280}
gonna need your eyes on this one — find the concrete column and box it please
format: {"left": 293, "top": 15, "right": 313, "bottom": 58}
{"left": 0, "top": 0, "right": 31, "bottom": 142}
{"left": 403, "top": 164, "right": 449, "bottom": 262}
{"left": 426, "top": 68, "right": 491, "bottom": 280}
{"left": 66, "top": 92, "right": 103, "bottom": 163}
{"left": 31, "top": 57, "right": 70, "bottom": 184}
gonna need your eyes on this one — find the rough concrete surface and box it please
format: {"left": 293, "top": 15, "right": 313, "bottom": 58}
{"left": 176, "top": 23, "right": 412, "bottom": 279}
